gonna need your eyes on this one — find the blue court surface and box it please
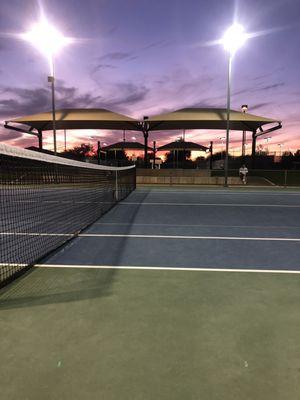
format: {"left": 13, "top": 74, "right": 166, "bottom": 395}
{"left": 1, "top": 186, "right": 300, "bottom": 400}
{"left": 41, "top": 186, "right": 300, "bottom": 272}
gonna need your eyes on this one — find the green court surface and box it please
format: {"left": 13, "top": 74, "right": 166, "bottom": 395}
{"left": 1, "top": 266, "right": 299, "bottom": 400}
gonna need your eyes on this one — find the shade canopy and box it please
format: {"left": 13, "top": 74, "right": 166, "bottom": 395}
{"left": 6, "top": 108, "right": 140, "bottom": 131}
{"left": 5, "top": 107, "right": 281, "bottom": 134}
{"left": 157, "top": 141, "right": 208, "bottom": 152}
{"left": 145, "top": 108, "right": 281, "bottom": 132}
{"left": 102, "top": 141, "right": 152, "bottom": 151}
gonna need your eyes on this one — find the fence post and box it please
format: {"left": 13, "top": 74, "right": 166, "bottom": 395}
{"left": 115, "top": 171, "right": 118, "bottom": 201}
{"left": 284, "top": 170, "right": 287, "bottom": 188}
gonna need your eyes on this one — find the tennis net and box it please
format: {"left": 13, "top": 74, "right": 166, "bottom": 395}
{"left": 0, "top": 144, "right": 136, "bottom": 287}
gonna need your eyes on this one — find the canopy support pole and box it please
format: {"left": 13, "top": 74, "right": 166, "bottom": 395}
{"left": 209, "top": 141, "right": 213, "bottom": 170}
{"left": 38, "top": 130, "right": 43, "bottom": 150}
{"left": 251, "top": 131, "right": 257, "bottom": 168}
{"left": 141, "top": 116, "right": 150, "bottom": 168}
{"left": 97, "top": 141, "right": 101, "bottom": 165}
{"left": 153, "top": 141, "right": 156, "bottom": 169}
{"left": 143, "top": 131, "right": 149, "bottom": 168}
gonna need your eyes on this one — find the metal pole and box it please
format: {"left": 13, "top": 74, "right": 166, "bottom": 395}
{"left": 115, "top": 171, "right": 118, "bottom": 201}
{"left": 38, "top": 130, "right": 43, "bottom": 150}
{"left": 143, "top": 131, "right": 148, "bottom": 168}
{"left": 97, "top": 141, "right": 101, "bottom": 165}
{"left": 241, "top": 105, "right": 248, "bottom": 159}
{"left": 48, "top": 58, "right": 57, "bottom": 155}
{"left": 209, "top": 141, "right": 213, "bottom": 170}
{"left": 123, "top": 130, "right": 126, "bottom": 142}
{"left": 251, "top": 131, "right": 256, "bottom": 168}
{"left": 153, "top": 140, "right": 156, "bottom": 169}
{"left": 284, "top": 170, "right": 287, "bottom": 188}
{"left": 242, "top": 130, "right": 246, "bottom": 158}
{"left": 224, "top": 54, "right": 232, "bottom": 187}
{"left": 142, "top": 116, "right": 149, "bottom": 168}
{"left": 64, "top": 129, "right": 67, "bottom": 151}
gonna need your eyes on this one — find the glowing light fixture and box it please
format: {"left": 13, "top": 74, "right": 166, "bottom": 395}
{"left": 222, "top": 23, "right": 248, "bottom": 55}
{"left": 21, "top": 16, "right": 71, "bottom": 71}
{"left": 222, "top": 23, "right": 248, "bottom": 186}
{"left": 20, "top": 16, "right": 72, "bottom": 155}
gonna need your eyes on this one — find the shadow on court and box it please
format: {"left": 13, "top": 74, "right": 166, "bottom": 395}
{"left": 0, "top": 268, "right": 116, "bottom": 310}
{"left": 0, "top": 191, "right": 149, "bottom": 310}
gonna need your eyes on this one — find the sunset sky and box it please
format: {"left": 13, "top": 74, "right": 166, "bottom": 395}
{"left": 0, "top": 0, "right": 299, "bottom": 155}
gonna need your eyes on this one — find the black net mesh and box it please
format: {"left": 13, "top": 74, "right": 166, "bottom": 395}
{"left": 0, "top": 145, "right": 136, "bottom": 287}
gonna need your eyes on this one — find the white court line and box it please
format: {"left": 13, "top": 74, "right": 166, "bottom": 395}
{"left": 79, "top": 233, "right": 300, "bottom": 242}
{"left": 94, "top": 222, "right": 300, "bottom": 229}
{"left": 0, "top": 232, "right": 73, "bottom": 237}
{"left": 1, "top": 232, "right": 299, "bottom": 241}
{"left": 135, "top": 190, "right": 300, "bottom": 195}
{"left": 8, "top": 201, "right": 113, "bottom": 204}
{"left": 35, "top": 264, "right": 300, "bottom": 275}
{"left": 121, "top": 202, "right": 300, "bottom": 208}
{"left": 0, "top": 263, "right": 27, "bottom": 267}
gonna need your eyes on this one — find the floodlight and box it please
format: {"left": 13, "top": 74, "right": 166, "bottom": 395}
{"left": 21, "top": 17, "right": 71, "bottom": 64}
{"left": 222, "top": 24, "right": 248, "bottom": 55}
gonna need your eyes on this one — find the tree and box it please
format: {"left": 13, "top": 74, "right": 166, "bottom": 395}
{"left": 211, "top": 151, "right": 226, "bottom": 161}
{"left": 61, "top": 143, "right": 95, "bottom": 161}
{"left": 106, "top": 150, "right": 128, "bottom": 160}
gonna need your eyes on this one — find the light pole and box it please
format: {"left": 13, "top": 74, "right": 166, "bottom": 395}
{"left": 222, "top": 24, "right": 248, "bottom": 186}
{"left": 219, "top": 137, "right": 225, "bottom": 162}
{"left": 48, "top": 72, "right": 57, "bottom": 154}
{"left": 241, "top": 104, "right": 248, "bottom": 160}
{"left": 64, "top": 129, "right": 67, "bottom": 152}
{"left": 277, "top": 143, "right": 283, "bottom": 156}
{"left": 21, "top": 17, "right": 72, "bottom": 155}
{"left": 264, "top": 137, "right": 272, "bottom": 153}
{"left": 88, "top": 135, "right": 102, "bottom": 161}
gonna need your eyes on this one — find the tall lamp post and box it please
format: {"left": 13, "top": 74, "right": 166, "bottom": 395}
{"left": 241, "top": 104, "right": 248, "bottom": 160}
{"left": 21, "top": 17, "right": 72, "bottom": 155}
{"left": 264, "top": 137, "right": 272, "bottom": 153}
{"left": 222, "top": 24, "right": 248, "bottom": 186}
{"left": 48, "top": 72, "right": 57, "bottom": 154}
{"left": 219, "top": 137, "right": 225, "bottom": 163}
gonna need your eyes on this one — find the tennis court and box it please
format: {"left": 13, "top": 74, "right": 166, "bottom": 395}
{"left": 1, "top": 168, "right": 300, "bottom": 398}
